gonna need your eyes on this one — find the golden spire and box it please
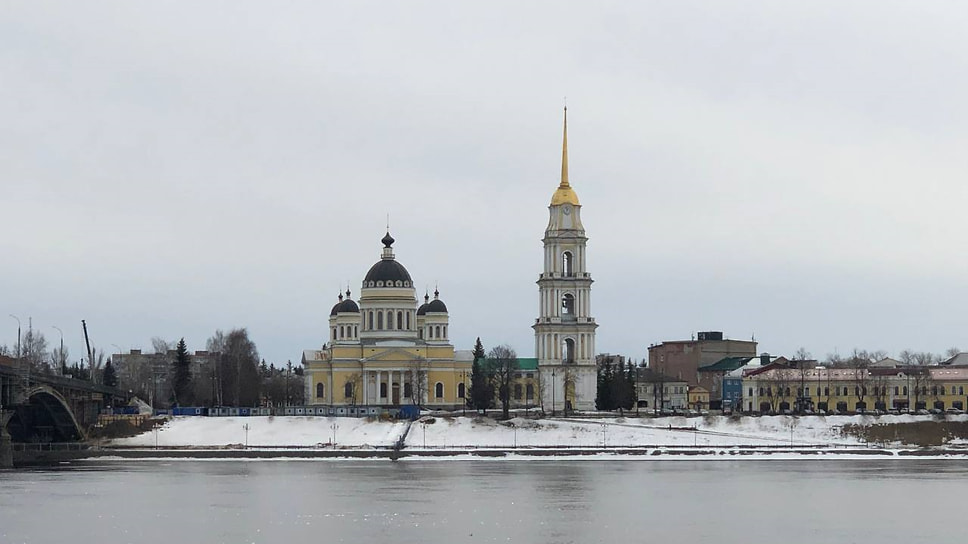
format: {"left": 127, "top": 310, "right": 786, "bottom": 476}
{"left": 551, "top": 106, "right": 580, "bottom": 206}
{"left": 560, "top": 106, "right": 569, "bottom": 188}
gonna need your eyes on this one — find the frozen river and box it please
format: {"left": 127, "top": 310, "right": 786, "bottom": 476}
{"left": 2, "top": 458, "right": 966, "bottom": 543}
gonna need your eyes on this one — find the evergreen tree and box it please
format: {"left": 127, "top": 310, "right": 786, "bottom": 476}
{"left": 102, "top": 358, "right": 118, "bottom": 388}
{"left": 596, "top": 358, "right": 614, "bottom": 410}
{"left": 469, "top": 337, "right": 492, "bottom": 413}
{"left": 171, "top": 338, "right": 194, "bottom": 407}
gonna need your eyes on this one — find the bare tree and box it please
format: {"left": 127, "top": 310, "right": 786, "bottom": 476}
{"left": 764, "top": 367, "right": 793, "bottom": 413}
{"left": 342, "top": 372, "right": 361, "bottom": 405}
{"left": 846, "top": 349, "right": 872, "bottom": 412}
{"left": 944, "top": 347, "right": 961, "bottom": 362}
{"left": 488, "top": 345, "right": 519, "bottom": 419}
{"left": 871, "top": 372, "right": 890, "bottom": 411}
{"left": 151, "top": 337, "right": 172, "bottom": 354}
{"left": 792, "top": 348, "right": 813, "bottom": 413}
{"left": 207, "top": 331, "right": 227, "bottom": 405}
{"left": 21, "top": 328, "right": 50, "bottom": 374}
{"left": 407, "top": 356, "right": 429, "bottom": 407}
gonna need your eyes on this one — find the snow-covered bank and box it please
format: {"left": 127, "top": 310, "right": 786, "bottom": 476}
{"left": 109, "top": 416, "right": 408, "bottom": 448}
{"left": 109, "top": 414, "right": 968, "bottom": 449}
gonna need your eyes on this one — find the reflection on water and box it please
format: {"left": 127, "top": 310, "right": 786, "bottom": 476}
{"left": 1, "top": 459, "right": 967, "bottom": 544}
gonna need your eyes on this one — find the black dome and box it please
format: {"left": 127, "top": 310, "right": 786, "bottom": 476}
{"left": 330, "top": 302, "right": 341, "bottom": 317}
{"left": 363, "top": 260, "right": 413, "bottom": 286}
{"left": 338, "top": 298, "right": 359, "bottom": 313}
{"left": 427, "top": 299, "right": 447, "bottom": 313}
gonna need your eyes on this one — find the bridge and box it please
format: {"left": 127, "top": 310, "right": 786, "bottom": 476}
{"left": 1, "top": 360, "right": 130, "bottom": 447}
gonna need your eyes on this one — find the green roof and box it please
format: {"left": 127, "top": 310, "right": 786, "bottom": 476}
{"left": 479, "top": 357, "right": 538, "bottom": 371}
{"left": 516, "top": 358, "right": 538, "bottom": 371}
{"left": 698, "top": 356, "right": 753, "bottom": 372}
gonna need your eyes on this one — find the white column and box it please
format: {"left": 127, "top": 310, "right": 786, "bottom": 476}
{"left": 376, "top": 371, "right": 383, "bottom": 404}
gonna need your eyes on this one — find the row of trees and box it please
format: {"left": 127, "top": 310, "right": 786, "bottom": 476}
{"left": 151, "top": 329, "right": 304, "bottom": 408}
{"left": 467, "top": 338, "right": 520, "bottom": 419}
{"left": 595, "top": 357, "right": 637, "bottom": 412}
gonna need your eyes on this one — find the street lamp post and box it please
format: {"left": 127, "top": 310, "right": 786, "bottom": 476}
{"left": 330, "top": 422, "right": 339, "bottom": 448}
{"left": 551, "top": 367, "right": 556, "bottom": 417}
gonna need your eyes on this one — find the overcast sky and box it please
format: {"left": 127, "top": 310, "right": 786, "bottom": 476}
{"left": 2, "top": 1, "right": 966, "bottom": 367}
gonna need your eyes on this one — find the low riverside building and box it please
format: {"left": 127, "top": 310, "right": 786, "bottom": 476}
{"left": 302, "top": 232, "right": 472, "bottom": 413}
{"left": 743, "top": 364, "right": 968, "bottom": 414}
{"left": 634, "top": 368, "right": 688, "bottom": 412}
{"left": 688, "top": 386, "right": 710, "bottom": 411}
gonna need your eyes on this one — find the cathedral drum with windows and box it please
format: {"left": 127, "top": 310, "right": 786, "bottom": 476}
{"left": 534, "top": 108, "right": 598, "bottom": 413}
{"left": 302, "top": 232, "right": 472, "bottom": 411}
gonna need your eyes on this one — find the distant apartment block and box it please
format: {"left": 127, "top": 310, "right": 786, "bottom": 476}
{"left": 648, "top": 331, "right": 757, "bottom": 387}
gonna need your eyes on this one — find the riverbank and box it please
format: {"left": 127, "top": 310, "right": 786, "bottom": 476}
{"left": 106, "top": 413, "right": 968, "bottom": 449}
{"left": 13, "top": 413, "right": 968, "bottom": 467}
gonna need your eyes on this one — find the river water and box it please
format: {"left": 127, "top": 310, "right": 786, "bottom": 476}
{"left": 1, "top": 458, "right": 966, "bottom": 544}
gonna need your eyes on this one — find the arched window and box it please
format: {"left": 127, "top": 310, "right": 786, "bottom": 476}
{"left": 458, "top": 382, "right": 465, "bottom": 398}
{"left": 435, "top": 382, "right": 444, "bottom": 399}
{"left": 387, "top": 311, "right": 394, "bottom": 330}
{"left": 895, "top": 386, "right": 899, "bottom": 395}
{"left": 405, "top": 382, "right": 413, "bottom": 398}
{"left": 903, "top": 386, "right": 908, "bottom": 395}
{"left": 824, "top": 387, "right": 829, "bottom": 397}
{"left": 377, "top": 312, "right": 384, "bottom": 330}
{"left": 562, "top": 251, "right": 573, "bottom": 277}
{"left": 406, "top": 312, "right": 411, "bottom": 330}
{"left": 339, "top": 325, "right": 344, "bottom": 339}
{"left": 368, "top": 311, "right": 373, "bottom": 330}
{"left": 316, "top": 383, "right": 325, "bottom": 398}
{"left": 563, "top": 338, "right": 575, "bottom": 363}
{"left": 332, "top": 328, "right": 336, "bottom": 340}
{"left": 344, "top": 382, "right": 354, "bottom": 398}
{"left": 435, "top": 325, "right": 441, "bottom": 339}
{"left": 397, "top": 311, "right": 403, "bottom": 330}
{"left": 443, "top": 325, "right": 447, "bottom": 338}
{"left": 514, "top": 383, "right": 523, "bottom": 400}
{"left": 526, "top": 384, "right": 534, "bottom": 400}
{"left": 562, "top": 293, "right": 575, "bottom": 317}
{"left": 380, "top": 382, "right": 388, "bottom": 398}
{"left": 353, "top": 326, "right": 358, "bottom": 338}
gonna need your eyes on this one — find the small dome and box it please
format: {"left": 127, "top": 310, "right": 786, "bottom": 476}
{"left": 338, "top": 299, "right": 360, "bottom": 313}
{"left": 426, "top": 288, "right": 448, "bottom": 313}
{"left": 381, "top": 231, "right": 395, "bottom": 248}
{"left": 338, "top": 289, "right": 359, "bottom": 313}
{"left": 417, "top": 292, "right": 431, "bottom": 316}
{"left": 330, "top": 292, "right": 344, "bottom": 316}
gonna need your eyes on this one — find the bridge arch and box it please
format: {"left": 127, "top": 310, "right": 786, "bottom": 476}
{"left": 5, "top": 385, "right": 86, "bottom": 442}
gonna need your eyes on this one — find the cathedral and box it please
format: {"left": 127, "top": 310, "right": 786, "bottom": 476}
{"left": 302, "top": 109, "right": 598, "bottom": 415}
{"left": 534, "top": 108, "right": 598, "bottom": 412}
{"left": 302, "top": 233, "right": 472, "bottom": 413}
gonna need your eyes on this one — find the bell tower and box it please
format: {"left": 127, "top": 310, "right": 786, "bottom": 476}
{"left": 534, "top": 108, "right": 598, "bottom": 413}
